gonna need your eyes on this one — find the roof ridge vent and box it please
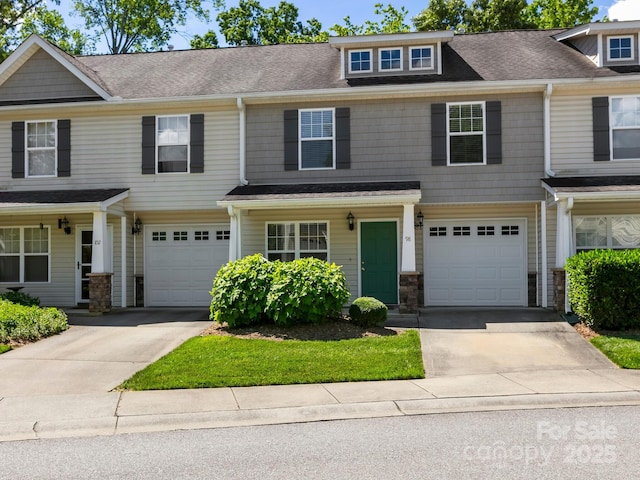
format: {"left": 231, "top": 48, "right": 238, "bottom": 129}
{"left": 240, "top": 40, "right": 248, "bottom": 47}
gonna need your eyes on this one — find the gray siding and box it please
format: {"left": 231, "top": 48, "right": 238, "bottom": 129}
{"left": 0, "top": 49, "right": 100, "bottom": 103}
{"left": 246, "top": 93, "right": 544, "bottom": 203}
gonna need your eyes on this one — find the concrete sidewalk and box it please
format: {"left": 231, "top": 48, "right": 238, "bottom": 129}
{"left": 2, "top": 307, "right": 640, "bottom": 442}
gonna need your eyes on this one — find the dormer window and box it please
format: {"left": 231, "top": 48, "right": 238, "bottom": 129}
{"left": 349, "top": 49, "right": 372, "bottom": 73}
{"left": 608, "top": 36, "right": 634, "bottom": 61}
{"left": 410, "top": 46, "right": 433, "bottom": 71}
{"left": 379, "top": 48, "right": 402, "bottom": 71}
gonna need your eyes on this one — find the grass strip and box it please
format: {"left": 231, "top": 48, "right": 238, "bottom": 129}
{"left": 591, "top": 334, "right": 640, "bottom": 369}
{"left": 120, "top": 330, "right": 424, "bottom": 390}
{"left": 0, "top": 344, "right": 11, "bottom": 354}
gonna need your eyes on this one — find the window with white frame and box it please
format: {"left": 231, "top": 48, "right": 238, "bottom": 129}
{"left": 575, "top": 216, "right": 640, "bottom": 251}
{"left": 379, "top": 48, "right": 402, "bottom": 71}
{"left": 410, "top": 46, "right": 433, "bottom": 70}
{"left": 267, "top": 222, "right": 328, "bottom": 261}
{"left": 610, "top": 96, "right": 640, "bottom": 160}
{"left": 608, "top": 36, "right": 634, "bottom": 61}
{"left": 299, "top": 109, "right": 335, "bottom": 169}
{"left": 349, "top": 49, "right": 372, "bottom": 73}
{"left": 447, "top": 102, "right": 485, "bottom": 165}
{"left": 26, "top": 121, "right": 56, "bottom": 177}
{"left": 157, "top": 115, "right": 189, "bottom": 173}
{"left": 0, "top": 227, "right": 49, "bottom": 283}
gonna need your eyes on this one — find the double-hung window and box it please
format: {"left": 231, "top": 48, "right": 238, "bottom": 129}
{"left": 610, "top": 96, "right": 640, "bottom": 160}
{"left": 0, "top": 227, "right": 50, "bottom": 283}
{"left": 447, "top": 102, "right": 486, "bottom": 165}
{"left": 379, "top": 48, "right": 402, "bottom": 71}
{"left": 26, "top": 121, "right": 56, "bottom": 177}
{"left": 410, "top": 46, "right": 433, "bottom": 70}
{"left": 267, "top": 222, "right": 328, "bottom": 261}
{"left": 608, "top": 36, "right": 634, "bottom": 61}
{"left": 349, "top": 49, "right": 372, "bottom": 73}
{"left": 157, "top": 115, "right": 189, "bottom": 173}
{"left": 299, "top": 109, "right": 335, "bottom": 169}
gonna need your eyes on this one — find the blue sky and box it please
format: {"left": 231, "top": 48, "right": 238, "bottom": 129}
{"left": 56, "top": 0, "right": 637, "bottom": 52}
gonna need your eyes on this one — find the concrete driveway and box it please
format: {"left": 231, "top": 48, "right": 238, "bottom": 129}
{"left": 408, "top": 308, "right": 616, "bottom": 377}
{"left": 0, "top": 309, "right": 210, "bottom": 396}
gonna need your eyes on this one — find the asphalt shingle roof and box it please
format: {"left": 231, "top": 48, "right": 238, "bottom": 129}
{"left": 70, "top": 29, "right": 639, "bottom": 100}
{"left": 0, "top": 189, "right": 129, "bottom": 205}
{"left": 542, "top": 176, "right": 640, "bottom": 193}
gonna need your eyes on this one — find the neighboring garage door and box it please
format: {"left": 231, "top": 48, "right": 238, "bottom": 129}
{"left": 424, "top": 220, "right": 526, "bottom": 306}
{"left": 145, "top": 225, "right": 230, "bottom": 307}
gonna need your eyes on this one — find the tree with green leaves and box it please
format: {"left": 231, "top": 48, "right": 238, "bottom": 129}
{"left": 466, "top": 0, "right": 531, "bottom": 32}
{"left": 19, "top": 6, "right": 93, "bottom": 55}
{"left": 190, "top": 30, "right": 219, "bottom": 49}
{"left": 524, "top": 0, "right": 598, "bottom": 28}
{"left": 73, "top": 0, "right": 210, "bottom": 53}
{"left": 330, "top": 3, "right": 410, "bottom": 36}
{"left": 412, "top": 0, "right": 467, "bottom": 32}
{"left": 213, "top": 0, "right": 325, "bottom": 46}
{"left": 1, "top": 1, "right": 52, "bottom": 57}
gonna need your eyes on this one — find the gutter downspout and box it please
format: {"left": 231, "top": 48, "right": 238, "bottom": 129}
{"left": 237, "top": 97, "right": 248, "bottom": 186}
{"left": 541, "top": 201, "right": 548, "bottom": 308}
{"left": 544, "top": 83, "right": 556, "bottom": 177}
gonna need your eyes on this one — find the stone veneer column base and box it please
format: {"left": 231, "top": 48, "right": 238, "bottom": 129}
{"left": 88, "top": 273, "right": 113, "bottom": 314}
{"left": 399, "top": 272, "right": 420, "bottom": 314}
{"left": 552, "top": 268, "right": 566, "bottom": 312}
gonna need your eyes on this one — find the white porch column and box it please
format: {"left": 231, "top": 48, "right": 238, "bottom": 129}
{"left": 121, "top": 216, "right": 127, "bottom": 308}
{"left": 227, "top": 206, "right": 241, "bottom": 262}
{"left": 401, "top": 204, "right": 416, "bottom": 272}
{"left": 555, "top": 198, "right": 573, "bottom": 267}
{"left": 91, "top": 210, "right": 110, "bottom": 273}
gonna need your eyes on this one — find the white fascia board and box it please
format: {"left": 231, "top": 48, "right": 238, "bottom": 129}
{"left": 100, "top": 190, "right": 129, "bottom": 210}
{"left": 329, "top": 31, "right": 454, "bottom": 48}
{"left": 542, "top": 186, "right": 640, "bottom": 202}
{"left": 0, "top": 202, "right": 106, "bottom": 215}
{"left": 218, "top": 192, "right": 422, "bottom": 210}
{"left": 554, "top": 21, "right": 640, "bottom": 41}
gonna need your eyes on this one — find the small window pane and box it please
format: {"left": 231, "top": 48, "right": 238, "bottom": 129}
{"left": 0, "top": 228, "right": 20, "bottom": 254}
{"left": 450, "top": 136, "right": 484, "bottom": 164}
{"left": 613, "top": 129, "right": 640, "bottom": 160}
{"left": 301, "top": 140, "right": 333, "bottom": 169}
{"left": 611, "top": 217, "right": 640, "bottom": 248}
{"left": 25, "top": 256, "right": 48, "bottom": 282}
{"left": 0, "top": 257, "right": 19, "bottom": 282}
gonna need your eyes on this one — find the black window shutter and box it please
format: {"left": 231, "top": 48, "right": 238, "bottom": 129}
{"left": 190, "top": 114, "right": 204, "bottom": 173}
{"left": 486, "top": 101, "right": 502, "bottom": 165}
{"left": 431, "top": 103, "right": 447, "bottom": 166}
{"left": 592, "top": 97, "right": 610, "bottom": 162}
{"left": 57, "top": 119, "right": 71, "bottom": 177}
{"left": 11, "top": 121, "right": 25, "bottom": 178}
{"left": 141, "top": 116, "right": 156, "bottom": 174}
{"left": 335, "top": 107, "right": 351, "bottom": 170}
{"left": 284, "top": 110, "right": 298, "bottom": 171}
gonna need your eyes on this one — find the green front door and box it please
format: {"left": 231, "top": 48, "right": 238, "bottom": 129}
{"left": 361, "top": 221, "right": 398, "bottom": 304}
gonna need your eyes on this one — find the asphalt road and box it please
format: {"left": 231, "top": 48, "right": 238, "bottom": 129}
{"left": 1, "top": 406, "right": 638, "bottom": 479}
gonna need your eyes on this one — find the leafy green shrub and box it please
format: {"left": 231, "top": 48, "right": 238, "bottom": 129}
{"left": 266, "top": 257, "right": 350, "bottom": 326}
{"left": 0, "top": 300, "right": 68, "bottom": 343}
{"left": 349, "top": 297, "right": 388, "bottom": 327}
{"left": 566, "top": 249, "right": 640, "bottom": 330}
{"left": 0, "top": 291, "right": 40, "bottom": 306}
{"left": 210, "top": 254, "right": 275, "bottom": 327}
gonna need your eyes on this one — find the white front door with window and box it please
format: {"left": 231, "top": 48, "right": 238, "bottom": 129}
{"left": 75, "top": 225, "right": 113, "bottom": 304}
{"left": 424, "top": 219, "right": 527, "bottom": 306}
{"left": 145, "top": 225, "right": 230, "bottom": 307}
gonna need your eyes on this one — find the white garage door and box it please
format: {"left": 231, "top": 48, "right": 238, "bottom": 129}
{"left": 145, "top": 225, "right": 230, "bottom": 307}
{"left": 424, "top": 220, "right": 526, "bottom": 306}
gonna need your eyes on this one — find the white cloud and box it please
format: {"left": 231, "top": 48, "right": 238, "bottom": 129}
{"left": 608, "top": 0, "right": 640, "bottom": 21}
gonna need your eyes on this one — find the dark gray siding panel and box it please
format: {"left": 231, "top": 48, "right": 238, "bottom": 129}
{"left": 11, "top": 122, "right": 25, "bottom": 178}
{"left": 431, "top": 103, "right": 447, "bottom": 166}
{"left": 486, "top": 101, "right": 502, "bottom": 165}
{"left": 335, "top": 107, "right": 350, "bottom": 170}
{"left": 141, "top": 116, "right": 156, "bottom": 174}
{"left": 592, "top": 97, "right": 610, "bottom": 162}
{"left": 284, "top": 110, "right": 298, "bottom": 171}
{"left": 57, "top": 119, "right": 71, "bottom": 177}
{"left": 190, "top": 114, "right": 205, "bottom": 173}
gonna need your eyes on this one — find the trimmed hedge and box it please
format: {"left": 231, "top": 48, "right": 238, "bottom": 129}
{"left": 566, "top": 249, "right": 640, "bottom": 330}
{"left": 210, "top": 254, "right": 350, "bottom": 327}
{"left": 0, "top": 291, "right": 40, "bottom": 306}
{"left": 349, "top": 297, "right": 388, "bottom": 327}
{"left": 0, "top": 300, "right": 68, "bottom": 343}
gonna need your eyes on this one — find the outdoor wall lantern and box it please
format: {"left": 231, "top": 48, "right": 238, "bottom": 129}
{"left": 415, "top": 210, "right": 424, "bottom": 229}
{"left": 58, "top": 217, "right": 71, "bottom": 235}
{"left": 347, "top": 211, "right": 355, "bottom": 231}
{"left": 132, "top": 217, "right": 143, "bottom": 235}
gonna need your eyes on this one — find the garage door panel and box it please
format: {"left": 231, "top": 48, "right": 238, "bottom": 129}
{"left": 425, "top": 219, "right": 526, "bottom": 307}
{"left": 146, "top": 224, "right": 229, "bottom": 307}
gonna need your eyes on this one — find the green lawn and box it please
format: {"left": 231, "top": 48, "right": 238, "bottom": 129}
{"left": 120, "top": 330, "right": 424, "bottom": 390}
{"left": 591, "top": 334, "right": 640, "bottom": 369}
{"left": 0, "top": 344, "right": 11, "bottom": 355}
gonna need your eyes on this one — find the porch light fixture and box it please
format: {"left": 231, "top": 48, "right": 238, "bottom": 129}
{"left": 132, "top": 218, "right": 142, "bottom": 235}
{"left": 415, "top": 210, "right": 424, "bottom": 229}
{"left": 347, "top": 211, "right": 355, "bottom": 231}
{"left": 58, "top": 217, "right": 71, "bottom": 235}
